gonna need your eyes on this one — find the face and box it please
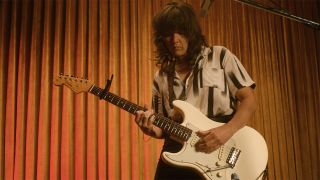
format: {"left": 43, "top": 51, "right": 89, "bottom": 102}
{"left": 163, "top": 32, "right": 188, "bottom": 60}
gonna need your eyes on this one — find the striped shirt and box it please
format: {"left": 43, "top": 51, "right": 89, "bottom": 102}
{"left": 152, "top": 46, "right": 255, "bottom": 122}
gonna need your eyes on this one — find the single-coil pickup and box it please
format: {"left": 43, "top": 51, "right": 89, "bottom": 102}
{"left": 227, "top": 147, "right": 241, "bottom": 168}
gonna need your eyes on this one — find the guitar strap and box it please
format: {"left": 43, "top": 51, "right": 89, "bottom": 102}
{"left": 260, "top": 166, "right": 269, "bottom": 180}
{"left": 167, "top": 60, "right": 176, "bottom": 109}
{"left": 209, "top": 114, "right": 234, "bottom": 123}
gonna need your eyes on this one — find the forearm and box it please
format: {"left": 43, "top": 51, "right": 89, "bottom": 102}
{"left": 195, "top": 89, "right": 256, "bottom": 153}
{"left": 226, "top": 88, "right": 257, "bottom": 134}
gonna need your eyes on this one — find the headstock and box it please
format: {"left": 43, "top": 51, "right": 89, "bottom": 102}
{"left": 53, "top": 74, "right": 94, "bottom": 93}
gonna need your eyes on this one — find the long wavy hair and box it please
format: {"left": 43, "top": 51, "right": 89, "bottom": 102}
{"left": 152, "top": 1, "right": 207, "bottom": 70}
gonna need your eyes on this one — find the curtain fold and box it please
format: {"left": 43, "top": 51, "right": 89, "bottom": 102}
{"left": 0, "top": 0, "right": 319, "bottom": 179}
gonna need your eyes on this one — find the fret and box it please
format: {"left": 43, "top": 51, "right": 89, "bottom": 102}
{"left": 183, "top": 133, "right": 189, "bottom": 140}
{"left": 109, "top": 95, "right": 115, "bottom": 103}
{"left": 116, "top": 97, "right": 123, "bottom": 105}
{"left": 154, "top": 116, "right": 192, "bottom": 141}
{"left": 89, "top": 86, "right": 143, "bottom": 115}
{"left": 122, "top": 101, "right": 127, "bottom": 106}
{"left": 122, "top": 102, "right": 127, "bottom": 109}
{"left": 164, "top": 123, "right": 172, "bottom": 131}
{"left": 105, "top": 94, "right": 110, "bottom": 100}
{"left": 158, "top": 119, "right": 164, "bottom": 128}
{"left": 89, "top": 85, "right": 192, "bottom": 142}
{"left": 154, "top": 118, "right": 160, "bottom": 126}
{"left": 171, "top": 126, "right": 177, "bottom": 134}
{"left": 128, "top": 105, "right": 133, "bottom": 113}
{"left": 121, "top": 101, "right": 127, "bottom": 107}
{"left": 116, "top": 98, "right": 122, "bottom": 106}
{"left": 109, "top": 95, "right": 115, "bottom": 102}
{"left": 128, "top": 105, "right": 136, "bottom": 114}
{"left": 96, "top": 90, "right": 101, "bottom": 96}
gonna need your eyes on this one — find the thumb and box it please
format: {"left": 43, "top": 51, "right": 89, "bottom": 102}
{"left": 197, "top": 130, "right": 210, "bottom": 137}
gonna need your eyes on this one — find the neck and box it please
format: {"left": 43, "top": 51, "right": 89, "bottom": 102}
{"left": 175, "top": 59, "right": 191, "bottom": 73}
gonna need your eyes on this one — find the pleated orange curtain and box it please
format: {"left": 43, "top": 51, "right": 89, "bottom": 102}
{"left": 0, "top": 0, "right": 164, "bottom": 179}
{"left": 0, "top": 0, "right": 319, "bottom": 180}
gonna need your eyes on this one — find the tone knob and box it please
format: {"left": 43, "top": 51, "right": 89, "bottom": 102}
{"left": 216, "top": 172, "right": 223, "bottom": 178}
{"left": 215, "top": 161, "right": 222, "bottom": 167}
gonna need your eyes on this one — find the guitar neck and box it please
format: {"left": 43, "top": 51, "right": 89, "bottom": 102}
{"left": 90, "top": 85, "right": 192, "bottom": 141}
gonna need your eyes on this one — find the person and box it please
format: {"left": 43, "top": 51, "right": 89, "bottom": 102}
{"left": 135, "top": 1, "right": 257, "bottom": 179}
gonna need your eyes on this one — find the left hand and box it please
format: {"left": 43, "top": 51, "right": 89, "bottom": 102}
{"left": 195, "top": 125, "right": 234, "bottom": 154}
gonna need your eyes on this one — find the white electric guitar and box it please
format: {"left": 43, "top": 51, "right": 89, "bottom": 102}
{"left": 54, "top": 74, "right": 268, "bottom": 180}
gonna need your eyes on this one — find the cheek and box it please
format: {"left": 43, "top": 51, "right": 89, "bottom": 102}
{"left": 183, "top": 40, "right": 189, "bottom": 50}
{"left": 181, "top": 37, "right": 188, "bottom": 45}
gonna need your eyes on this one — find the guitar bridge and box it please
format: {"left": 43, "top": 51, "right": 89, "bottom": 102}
{"left": 227, "top": 147, "right": 241, "bottom": 168}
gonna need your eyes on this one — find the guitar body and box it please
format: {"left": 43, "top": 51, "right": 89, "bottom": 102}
{"left": 161, "top": 100, "right": 268, "bottom": 180}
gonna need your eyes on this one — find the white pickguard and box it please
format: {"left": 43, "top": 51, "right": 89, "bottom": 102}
{"left": 161, "top": 100, "right": 268, "bottom": 180}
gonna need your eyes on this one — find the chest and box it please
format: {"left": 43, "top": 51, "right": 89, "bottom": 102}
{"left": 176, "top": 70, "right": 191, "bottom": 83}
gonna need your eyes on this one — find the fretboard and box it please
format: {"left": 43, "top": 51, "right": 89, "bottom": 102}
{"left": 90, "top": 85, "right": 192, "bottom": 141}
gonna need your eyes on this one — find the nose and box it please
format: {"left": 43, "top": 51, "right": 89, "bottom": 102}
{"left": 171, "top": 33, "right": 180, "bottom": 43}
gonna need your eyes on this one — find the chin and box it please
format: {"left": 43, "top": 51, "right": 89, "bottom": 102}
{"left": 174, "top": 52, "right": 186, "bottom": 58}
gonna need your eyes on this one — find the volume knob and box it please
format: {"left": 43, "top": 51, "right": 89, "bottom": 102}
{"left": 215, "top": 161, "right": 222, "bottom": 167}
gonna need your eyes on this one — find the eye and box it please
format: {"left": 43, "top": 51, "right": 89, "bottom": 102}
{"left": 161, "top": 31, "right": 173, "bottom": 38}
{"left": 174, "top": 28, "right": 187, "bottom": 36}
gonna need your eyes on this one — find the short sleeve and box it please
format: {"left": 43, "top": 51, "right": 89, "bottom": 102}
{"left": 223, "top": 50, "right": 255, "bottom": 98}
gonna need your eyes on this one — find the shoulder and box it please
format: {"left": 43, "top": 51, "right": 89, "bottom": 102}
{"left": 210, "top": 46, "right": 239, "bottom": 67}
{"left": 210, "top": 46, "right": 234, "bottom": 57}
{"left": 153, "top": 69, "right": 167, "bottom": 81}
{"left": 199, "top": 46, "right": 235, "bottom": 69}
{"left": 201, "top": 46, "right": 235, "bottom": 59}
